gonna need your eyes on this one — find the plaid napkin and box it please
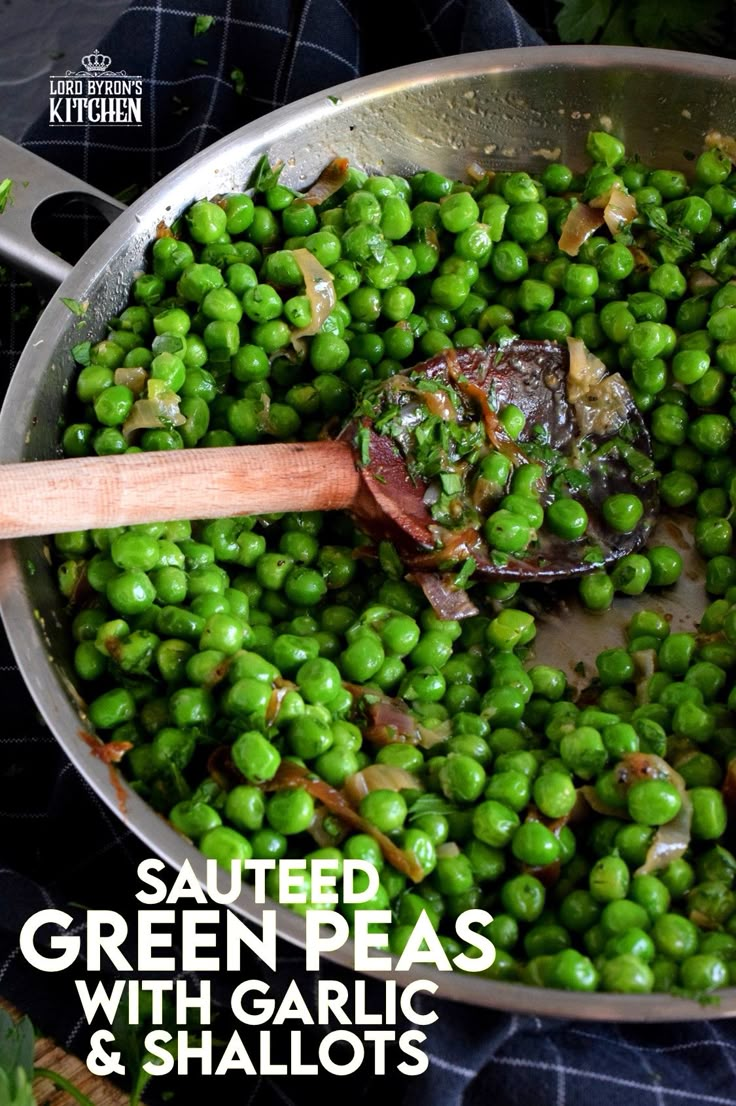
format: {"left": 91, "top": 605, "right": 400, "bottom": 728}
{"left": 2, "top": 3, "right": 736, "bottom": 1103}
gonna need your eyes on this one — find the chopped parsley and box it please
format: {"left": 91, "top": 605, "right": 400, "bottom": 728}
{"left": 452, "top": 557, "right": 477, "bottom": 588}
{"left": 378, "top": 541, "right": 404, "bottom": 580}
{"left": 193, "top": 14, "right": 215, "bottom": 35}
{"left": 231, "top": 67, "right": 246, "bottom": 96}
{"left": 71, "top": 340, "right": 92, "bottom": 366}
{"left": 247, "top": 155, "right": 284, "bottom": 193}
{"left": 355, "top": 425, "right": 371, "bottom": 466}
{"left": 60, "top": 297, "right": 87, "bottom": 317}
{"left": 0, "top": 178, "right": 13, "bottom": 214}
{"left": 641, "top": 203, "right": 694, "bottom": 263}
{"left": 583, "top": 544, "right": 605, "bottom": 565}
{"left": 551, "top": 467, "right": 593, "bottom": 497}
{"left": 694, "top": 230, "right": 736, "bottom": 282}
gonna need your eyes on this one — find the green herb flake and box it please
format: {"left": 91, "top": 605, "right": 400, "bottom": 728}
{"left": 247, "top": 154, "right": 284, "bottom": 193}
{"left": 355, "top": 426, "right": 371, "bottom": 466}
{"left": 60, "top": 297, "right": 87, "bottom": 317}
{"left": 71, "top": 340, "right": 92, "bottom": 366}
{"left": 583, "top": 545, "right": 605, "bottom": 565}
{"left": 231, "top": 67, "right": 246, "bottom": 96}
{"left": 327, "top": 95, "right": 341, "bottom": 105}
{"left": 192, "top": 57, "right": 208, "bottom": 66}
{"left": 373, "top": 404, "right": 401, "bottom": 434}
{"left": 0, "top": 178, "right": 13, "bottom": 214}
{"left": 642, "top": 203, "right": 694, "bottom": 260}
{"left": 452, "top": 556, "right": 476, "bottom": 588}
{"left": 378, "top": 541, "right": 404, "bottom": 580}
{"left": 439, "top": 471, "right": 463, "bottom": 496}
{"left": 193, "top": 14, "right": 215, "bottom": 35}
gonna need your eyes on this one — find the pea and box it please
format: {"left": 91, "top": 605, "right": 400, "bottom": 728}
{"left": 170, "top": 800, "right": 222, "bottom": 840}
{"left": 88, "top": 688, "right": 136, "bottom": 730}
{"left": 545, "top": 497, "right": 588, "bottom": 539}
{"left": 472, "top": 800, "right": 519, "bottom": 848}
{"left": 511, "top": 822, "right": 561, "bottom": 867}
{"left": 231, "top": 731, "right": 281, "bottom": 783}
{"left": 652, "top": 913, "right": 699, "bottom": 961}
{"left": 532, "top": 773, "right": 577, "bottom": 819}
{"left": 579, "top": 571, "right": 614, "bottom": 611}
{"left": 266, "top": 788, "right": 315, "bottom": 835}
{"left": 491, "top": 241, "right": 528, "bottom": 283}
{"left": 505, "top": 202, "right": 548, "bottom": 244}
{"left": 589, "top": 856, "right": 630, "bottom": 903}
{"left": 439, "top": 754, "right": 486, "bottom": 803}
{"left": 600, "top": 954, "right": 654, "bottom": 994}
{"left": 225, "top": 786, "right": 266, "bottom": 833}
{"left": 602, "top": 493, "right": 644, "bottom": 533}
{"left": 690, "top": 787, "right": 728, "bottom": 840}
{"left": 627, "top": 780, "right": 682, "bottom": 826}
{"left": 500, "top": 874, "right": 545, "bottom": 923}
{"left": 187, "top": 200, "right": 228, "bottom": 244}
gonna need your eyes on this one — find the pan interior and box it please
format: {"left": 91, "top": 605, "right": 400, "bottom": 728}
{"left": 2, "top": 47, "right": 736, "bottom": 1020}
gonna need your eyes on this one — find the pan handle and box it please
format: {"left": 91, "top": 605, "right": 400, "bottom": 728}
{"left": 0, "top": 137, "right": 125, "bottom": 287}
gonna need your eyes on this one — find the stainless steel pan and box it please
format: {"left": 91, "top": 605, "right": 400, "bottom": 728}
{"left": 2, "top": 45, "right": 735, "bottom": 1020}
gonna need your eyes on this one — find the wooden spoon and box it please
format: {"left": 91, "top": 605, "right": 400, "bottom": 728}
{"left": 0, "top": 340, "right": 656, "bottom": 595}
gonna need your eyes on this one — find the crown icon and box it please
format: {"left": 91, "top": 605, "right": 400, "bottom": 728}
{"left": 81, "top": 49, "right": 112, "bottom": 75}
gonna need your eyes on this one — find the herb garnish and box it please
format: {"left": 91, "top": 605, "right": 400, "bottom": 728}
{"left": 71, "top": 340, "right": 92, "bottom": 366}
{"left": 193, "top": 14, "right": 215, "bottom": 35}
{"left": 0, "top": 178, "right": 13, "bottom": 214}
{"left": 452, "top": 557, "right": 477, "bottom": 588}
{"left": 59, "top": 297, "right": 87, "bottom": 318}
{"left": 247, "top": 155, "right": 284, "bottom": 192}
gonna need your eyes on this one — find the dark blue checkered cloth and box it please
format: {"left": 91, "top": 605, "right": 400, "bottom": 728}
{"left": 2, "top": 2, "right": 736, "bottom": 1103}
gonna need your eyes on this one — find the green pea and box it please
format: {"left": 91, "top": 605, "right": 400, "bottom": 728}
{"left": 231, "top": 730, "right": 281, "bottom": 783}
{"left": 589, "top": 855, "right": 630, "bottom": 903}
{"left": 170, "top": 800, "right": 222, "bottom": 840}
{"left": 652, "top": 913, "right": 699, "bottom": 960}
{"left": 500, "top": 874, "right": 546, "bottom": 923}
{"left": 690, "top": 787, "right": 728, "bottom": 840}
{"left": 472, "top": 799, "right": 520, "bottom": 848}
{"left": 545, "top": 497, "right": 588, "bottom": 539}
{"left": 511, "top": 822, "right": 561, "bottom": 867}
{"left": 200, "top": 826, "right": 252, "bottom": 870}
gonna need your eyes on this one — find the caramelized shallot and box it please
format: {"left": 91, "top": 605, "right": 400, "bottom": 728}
{"left": 114, "top": 366, "right": 148, "bottom": 395}
{"left": 343, "top": 763, "right": 422, "bottom": 804}
{"left": 290, "top": 248, "right": 336, "bottom": 350}
{"left": 301, "top": 157, "right": 350, "bottom": 206}
{"left": 705, "top": 131, "right": 736, "bottom": 166}
{"left": 122, "top": 392, "right": 186, "bottom": 441}
{"left": 566, "top": 337, "right": 629, "bottom": 437}
{"left": 558, "top": 202, "right": 605, "bottom": 257}
{"left": 590, "top": 182, "right": 637, "bottom": 236}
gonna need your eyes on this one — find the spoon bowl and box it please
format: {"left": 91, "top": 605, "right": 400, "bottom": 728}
{"left": 343, "top": 339, "right": 657, "bottom": 614}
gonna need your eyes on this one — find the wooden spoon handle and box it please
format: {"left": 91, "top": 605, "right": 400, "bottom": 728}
{"left": 0, "top": 440, "right": 359, "bottom": 538}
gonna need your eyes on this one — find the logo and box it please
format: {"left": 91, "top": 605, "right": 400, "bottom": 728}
{"left": 49, "top": 51, "right": 143, "bottom": 126}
